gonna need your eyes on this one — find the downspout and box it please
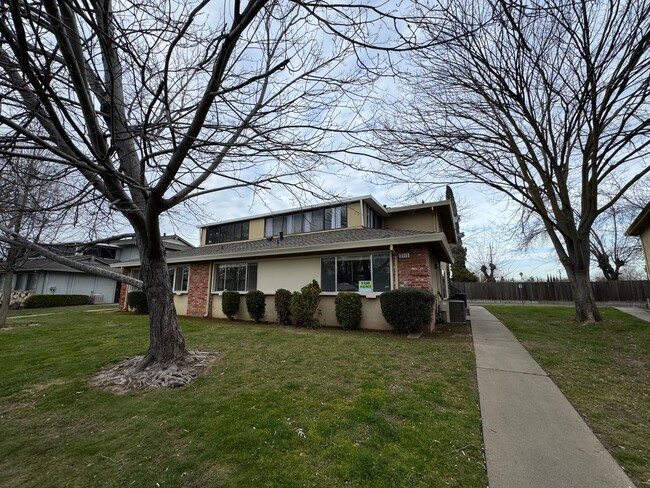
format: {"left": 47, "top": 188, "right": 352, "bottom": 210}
{"left": 390, "top": 244, "right": 398, "bottom": 289}
{"left": 360, "top": 199, "right": 364, "bottom": 228}
{"left": 203, "top": 262, "right": 214, "bottom": 318}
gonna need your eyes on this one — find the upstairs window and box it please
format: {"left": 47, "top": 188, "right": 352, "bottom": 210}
{"left": 264, "top": 205, "right": 347, "bottom": 237}
{"left": 365, "top": 207, "right": 382, "bottom": 229}
{"left": 205, "top": 221, "right": 249, "bottom": 244}
{"left": 169, "top": 266, "right": 189, "bottom": 293}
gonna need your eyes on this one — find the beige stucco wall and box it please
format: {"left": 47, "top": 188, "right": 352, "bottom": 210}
{"left": 319, "top": 295, "right": 390, "bottom": 330}
{"left": 209, "top": 294, "right": 276, "bottom": 322}
{"left": 642, "top": 228, "right": 650, "bottom": 279}
{"left": 384, "top": 208, "right": 439, "bottom": 233}
{"left": 347, "top": 202, "right": 363, "bottom": 228}
{"left": 249, "top": 218, "right": 265, "bottom": 240}
{"left": 199, "top": 228, "right": 207, "bottom": 246}
{"left": 257, "top": 256, "right": 321, "bottom": 293}
{"left": 207, "top": 293, "right": 391, "bottom": 330}
{"left": 173, "top": 294, "right": 188, "bottom": 315}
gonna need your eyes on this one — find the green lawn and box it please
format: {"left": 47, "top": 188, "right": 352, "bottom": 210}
{"left": 0, "top": 310, "right": 486, "bottom": 488}
{"left": 486, "top": 306, "right": 650, "bottom": 486}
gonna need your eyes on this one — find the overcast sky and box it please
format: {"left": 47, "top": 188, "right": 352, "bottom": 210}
{"left": 157, "top": 169, "right": 613, "bottom": 281}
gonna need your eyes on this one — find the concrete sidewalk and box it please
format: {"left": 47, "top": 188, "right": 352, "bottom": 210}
{"left": 615, "top": 306, "right": 650, "bottom": 323}
{"left": 471, "top": 306, "right": 635, "bottom": 488}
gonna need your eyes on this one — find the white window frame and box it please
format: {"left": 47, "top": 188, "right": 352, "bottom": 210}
{"left": 320, "top": 252, "right": 392, "bottom": 293}
{"left": 170, "top": 265, "right": 190, "bottom": 293}
{"left": 212, "top": 262, "right": 257, "bottom": 293}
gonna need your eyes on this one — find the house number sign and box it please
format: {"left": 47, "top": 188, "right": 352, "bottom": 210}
{"left": 398, "top": 253, "right": 410, "bottom": 259}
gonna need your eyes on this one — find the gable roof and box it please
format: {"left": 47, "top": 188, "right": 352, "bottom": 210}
{"left": 386, "top": 199, "right": 458, "bottom": 244}
{"left": 626, "top": 201, "right": 650, "bottom": 237}
{"left": 115, "top": 227, "right": 454, "bottom": 266}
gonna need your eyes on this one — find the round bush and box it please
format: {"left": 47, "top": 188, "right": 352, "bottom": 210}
{"left": 275, "top": 288, "right": 292, "bottom": 325}
{"left": 126, "top": 291, "right": 149, "bottom": 314}
{"left": 245, "top": 290, "right": 266, "bottom": 322}
{"left": 335, "top": 292, "right": 362, "bottom": 329}
{"left": 379, "top": 288, "right": 435, "bottom": 333}
{"left": 222, "top": 291, "right": 240, "bottom": 320}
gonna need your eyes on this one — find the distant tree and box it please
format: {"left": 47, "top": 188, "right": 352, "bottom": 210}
{"left": 376, "top": 0, "right": 650, "bottom": 322}
{"left": 446, "top": 187, "right": 478, "bottom": 282}
{"left": 590, "top": 190, "right": 645, "bottom": 280}
{"left": 0, "top": 156, "right": 67, "bottom": 327}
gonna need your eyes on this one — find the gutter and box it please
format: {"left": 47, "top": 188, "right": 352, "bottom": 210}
{"left": 113, "top": 233, "right": 454, "bottom": 268}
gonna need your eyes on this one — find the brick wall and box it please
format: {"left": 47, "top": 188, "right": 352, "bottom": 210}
{"left": 187, "top": 262, "right": 211, "bottom": 316}
{"left": 395, "top": 244, "right": 433, "bottom": 290}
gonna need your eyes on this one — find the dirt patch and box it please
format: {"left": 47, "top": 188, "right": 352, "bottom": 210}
{"left": 90, "top": 350, "right": 218, "bottom": 394}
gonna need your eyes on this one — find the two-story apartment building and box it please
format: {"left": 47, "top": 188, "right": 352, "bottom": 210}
{"left": 117, "top": 196, "right": 458, "bottom": 330}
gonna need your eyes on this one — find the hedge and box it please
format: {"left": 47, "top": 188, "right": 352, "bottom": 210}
{"left": 222, "top": 291, "right": 240, "bottom": 320}
{"left": 290, "top": 280, "right": 321, "bottom": 328}
{"left": 335, "top": 292, "right": 362, "bottom": 329}
{"left": 379, "top": 288, "right": 435, "bottom": 333}
{"left": 245, "top": 290, "right": 266, "bottom": 322}
{"left": 275, "top": 288, "right": 292, "bottom": 325}
{"left": 23, "top": 294, "right": 91, "bottom": 309}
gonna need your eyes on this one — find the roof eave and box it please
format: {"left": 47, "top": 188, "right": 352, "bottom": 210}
{"left": 113, "top": 233, "right": 453, "bottom": 267}
{"left": 625, "top": 201, "right": 650, "bottom": 236}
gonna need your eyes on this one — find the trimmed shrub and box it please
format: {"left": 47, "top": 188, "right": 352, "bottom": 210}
{"left": 379, "top": 288, "right": 435, "bottom": 333}
{"left": 23, "top": 294, "right": 91, "bottom": 309}
{"left": 222, "top": 291, "right": 240, "bottom": 320}
{"left": 245, "top": 290, "right": 266, "bottom": 322}
{"left": 335, "top": 292, "right": 363, "bottom": 330}
{"left": 275, "top": 288, "right": 292, "bottom": 325}
{"left": 126, "top": 291, "right": 149, "bottom": 314}
{"left": 290, "top": 280, "right": 321, "bottom": 328}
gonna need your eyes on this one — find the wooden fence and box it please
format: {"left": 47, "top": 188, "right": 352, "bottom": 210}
{"left": 450, "top": 280, "right": 650, "bottom": 303}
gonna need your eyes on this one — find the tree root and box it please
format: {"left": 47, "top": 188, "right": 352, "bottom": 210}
{"left": 90, "top": 350, "right": 218, "bottom": 393}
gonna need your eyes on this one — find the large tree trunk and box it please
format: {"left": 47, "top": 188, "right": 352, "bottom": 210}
{"left": 135, "top": 233, "right": 186, "bottom": 366}
{"left": 0, "top": 267, "right": 14, "bottom": 328}
{"left": 565, "top": 267, "right": 602, "bottom": 323}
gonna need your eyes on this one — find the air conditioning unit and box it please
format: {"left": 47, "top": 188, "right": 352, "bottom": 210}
{"left": 448, "top": 299, "right": 467, "bottom": 324}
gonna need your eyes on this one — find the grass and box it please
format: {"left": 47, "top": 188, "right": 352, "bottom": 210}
{"left": 0, "top": 310, "right": 486, "bottom": 488}
{"left": 486, "top": 305, "right": 650, "bottom": 486}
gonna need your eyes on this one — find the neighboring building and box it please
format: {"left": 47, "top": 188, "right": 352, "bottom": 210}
{"left": 626, "top": 202, "right": 650, "bottom": 279}
{"left": 0, "top": 235, "right": 193, "bottom": 304}
{"left": 117, "top": 196, "right": 458, "bottom": 330}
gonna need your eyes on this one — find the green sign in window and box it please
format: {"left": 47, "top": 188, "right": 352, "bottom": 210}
{"left": 358, "top": 280, "right": 372, "bottom": 292}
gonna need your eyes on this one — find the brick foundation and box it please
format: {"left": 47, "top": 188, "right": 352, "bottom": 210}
{"left": 395, "top": 244, "right": 433, "bottom": 290}
{"left": 187, "top": 262, "right": 211, "bottom": 316}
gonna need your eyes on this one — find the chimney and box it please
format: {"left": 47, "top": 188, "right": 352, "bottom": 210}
{"left": 279, "top": 231, "right": 284, "bottom": 241}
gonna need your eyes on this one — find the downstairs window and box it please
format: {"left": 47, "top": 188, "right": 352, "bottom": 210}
{"left": 321, "top": 253, "right": 391, "bottom": 293}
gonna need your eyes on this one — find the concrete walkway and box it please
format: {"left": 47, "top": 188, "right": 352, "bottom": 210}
{"left": 471, "top": 306, "right": 635, "bottom": 488}
{"left": 615, "top": 306, "right": 650, "bottom": 323}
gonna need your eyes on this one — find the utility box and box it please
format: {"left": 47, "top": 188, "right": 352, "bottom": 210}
{"left": 448, "top": 299, "right": 467, "bottom": 324}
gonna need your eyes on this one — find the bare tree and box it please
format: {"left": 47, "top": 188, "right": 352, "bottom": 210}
{"left": 0, "top": 156, "right": 69, "bottom": 327}
{"left": 467, "top": 237, "right": 512, "bottom": 282}
{"left": 375, "top": 0, "right": 650, "bottom": 322}
{"left": 591, "top": 207, "right": 643, "bottom": 281}
{"left": 0, "top": 1, "right": 414, "bottom": 369}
